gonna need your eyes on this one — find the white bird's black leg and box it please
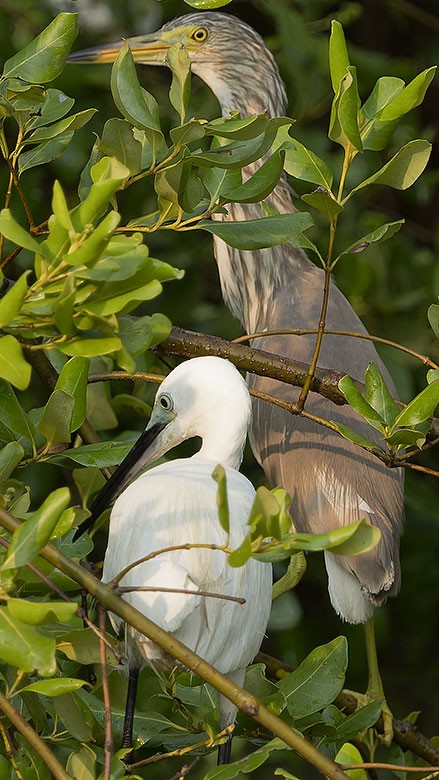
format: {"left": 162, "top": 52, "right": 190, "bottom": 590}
{"left": 217, "top": 733, "right": 233, "bottom": 765}
{"left": 122, "top": 665, "right": 140, "bottom": 749}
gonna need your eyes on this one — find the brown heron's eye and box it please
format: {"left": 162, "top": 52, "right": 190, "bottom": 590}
{"left": 191, "top": 27, "right": 208, "bottom": 43}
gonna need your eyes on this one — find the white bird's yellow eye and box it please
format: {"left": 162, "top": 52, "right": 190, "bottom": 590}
{"left": 159, "top": 394, "right": 173, "bottom": 411}
{"left": 191, "top": 27, "right": 208, "bottom": 43}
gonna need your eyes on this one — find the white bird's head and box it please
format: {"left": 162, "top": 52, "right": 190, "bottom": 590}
{"left": 89, "top": 356, "right": 251, "bottom": 521}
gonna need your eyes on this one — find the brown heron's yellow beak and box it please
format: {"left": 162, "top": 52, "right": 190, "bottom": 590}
{"left": 67, "top": 32, "right": 173, "bottom": 66}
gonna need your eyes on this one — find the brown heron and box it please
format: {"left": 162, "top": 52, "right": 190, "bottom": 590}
{"left": 69, "top": 12, "right": 404, "bottom": 742}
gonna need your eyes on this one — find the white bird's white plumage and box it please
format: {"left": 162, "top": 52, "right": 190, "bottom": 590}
{"left": 102, "top": 356, "right": 272, "bottom": 728}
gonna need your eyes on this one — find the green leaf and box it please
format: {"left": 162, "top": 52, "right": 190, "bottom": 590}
{"left": 38, "top": 389, "right": 74, "bottom": 445}
{"left": 23, "top": 108, "right": 96, "bottom": 144}
{"left": 362, "top": 77, "right": 405, "bottom": 119}
{"left": 301, "top": 190, "right": 343, "bottom": 219}
{"left": 55, "top": 356, "right": 89, "bottom": 431}
{"left": 338, "top": 375, "right": 386, "bottom": 432}
{"left": 221, "top": 151, "right": 284, "bottom": 203}
{"left": 378, "top": 67, "right": 436, "bottom": 121}
{"left": 167, "top": 43, "right": 191, "bottom": 123}
{"left": 204, "top": 738, "right": 288, "bottom": 780}
{"left": 281, "top": 134, "right": 333, "bottom": 190}
{"left": 110, "top": 43, "right": 162, "bottom": 133}
{"left": 2, "top": 13, "right": 78, "bottom": 83}
{"left": 0, "top": 381, "right": 35, "bottom": 446}
{"left": 204, "top": 114, "right": 270, "bottom": 140}
{"left": 2, "top": 487, "right": 70, "bottom": 570}
{"left": 19, "top": 678, "right": 89, "bottom": 697}
{"left": 0, "top": 271, "right": 29, "bottom": 327}
{"left": 0, "top": 441, "right": 24, "bottom": 479}
{"left": 330, "top": 421, "right": 384, "bottom": 453}
{"left": 0, "top": 336, "right": 31, "bottom": 390}
{"left": 335, "top": 700, "right": 384, "bottom": 742}
{"left": 350, "top": 140, "right": 432, "bottom": 193}
{"left": 60, "top": 336, "right": 122, "bottom": 357}
{"left": 199, "top": 212, "right": 314, "bottom": 250}
{"left": 183, "top": 0, "right": 233, "bottom": 7}
{"left": 212, "top": 464, "right": 230, "bottom": 536}
{"left": 0, "top": 607, "right": 56, "bottom": 674}
{"left": 278, "top": 637, "right": 348, "bottom": 719}
{"left": 54, "top": 692, "right": 95, "bottom": 743}
{"left": 18, "top": 130, "right": 74, "bottom": 175}
{"left": 364, "top": 362, "right": 400, "bottom": 426}
{"left": 335, "top": 220, "right": 404, "bottom": 262}
{"left": 392, "top": 380, "right": 439, "bottom": 428}
{"left": 99, "top": 118, "right": 142, "bottom": 175}
{"left": 427, "top": 303, "right": 439, "bottom": 340}
{"left": 329, "top": 66, "right": 363, "bottom": 151}
{"left": 7, "top": 598, "right": 77, "bottom": 625}
{"left": 31, "top": 88, "right": 75, "bottom": 128}
{"left": 335, "top": 743, "right": 367, "bottom": 780}
{"left": 47, "top": 439, "right": 135, "bottom": 468}
{"left": 0, "top": 209, "right": 41, "bottom": 254}
{"left": 329, "top": 20, "right": 350, "bottom": 92}
{"left": 57, "top": 627, "right": 119, "bottom": 665}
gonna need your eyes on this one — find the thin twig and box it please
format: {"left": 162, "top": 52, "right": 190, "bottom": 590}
{"left": 341, "top": 763, "right": 439, "bottom": 774}
{"left": 118, "top": 584, "right": 245, "bottom": 605}
{"left": 111, "top": 543, "right": 229, "bottom": 586}
{"left": 233, "top": 328, "right": 438, "bottom": 370}
{"left": 98, "top": 605, "right": 113, "bottom": 780}
{"left": 127, "top": 725, "right": 234, "bottom": 770}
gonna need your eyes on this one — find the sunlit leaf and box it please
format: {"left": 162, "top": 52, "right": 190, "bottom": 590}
{"left": 19, "top": 678, "right": 89, "bottom": 697}
{"left": 0, "top": 607, "right": 56, "bottom": 674}
{"left": 212, "top": 464, "right": 230, "bottom": 536}
{"left": 0, "top": 209, "right": 41, "bottom": 254}
{"left": 335, "top": 743, "right": 368, "bottom": 780}
{"left": 7, "top": 598, "right": 77, "bottom": 625}
{"left": 3, "top": 13, "right": 77, "bottom": 83}
{"left": 0, "top": 271, "right": 29, "bottom": 327}
{"left": 392, "top": 380, "right": 439, "bottom": 428}
{"left": 167, "top": 43, "right": 191, "bottom": 123}
{"left": 329, "top": 20, "right": 350, "bottom": 92}
{"left": 350, "top": 140, "right": 432, "bottom": 194}
{"left": 0, "top": 336, "right": 31, "bottom": 390}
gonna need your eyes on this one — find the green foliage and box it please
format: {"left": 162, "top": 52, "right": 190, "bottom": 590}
{"left": 0, "top": 4, "right": 436, "bottom": 779}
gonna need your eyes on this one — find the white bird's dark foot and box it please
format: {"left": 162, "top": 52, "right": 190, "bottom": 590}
{"left": 122, "top": 665, "right": 140, "bottom": 750}
{"left": 217, "top": 733, "right": 233, "bottom": 765}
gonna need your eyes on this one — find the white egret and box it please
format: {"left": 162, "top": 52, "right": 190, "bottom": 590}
{"left": 93, "top": 356, "right": 272, "bottom": 763}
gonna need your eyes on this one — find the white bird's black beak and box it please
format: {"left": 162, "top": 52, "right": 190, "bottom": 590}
{"left": 73, "top": 420, "right": 167, "bottom": 540}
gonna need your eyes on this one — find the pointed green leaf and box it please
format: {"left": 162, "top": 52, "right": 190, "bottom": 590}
{"left": 18, "top": 130, "right": 74, "bottom": 175}
{"left": 38, "top": 389, "right": 74, "bottom": 445}
{"left": 23, "top": 108, "right": 96, "bottom": 144}
{"left": 212, "top": 464, "right": 230, "bottom": 536}
{"left": 362, "top": 77, "right": 405, "bottom": 119}
{"left": 0, "top": 209, "right": 41, "bottom": 254}
{"left": 282, "top": 136, "right": 333, "bottom": 190}
{"left": 338, "top": 375, "right": 386, "bottom": 431}
{"left": 47, "top": 439, "right": 135, "bottom": 468}
{"left": 364, "top": 362, "right": 400, "bottom": 426}
{"left": 329, "top": 21, "right": 350, "bottom": 92}
{"left": 335, "top": 221, "right": 404, "bottom": 262}
{"left": 330, "top": 421, "right": 384, "bottom": 453}
{"left": 221, "top": 151, "right": 284, "bottom": 203}
{"left": 199, "top": 212, "right": 314, "bottom": 250}
{"left": 99, "top": 118, "right": 142, "bottom": 175}
{"left": 0, "top": 607, "right": 56, "bottom": 674}
{"left": 0, "top": 381, "right": 35, "bottom": 445}
{"left": 184, "top": 0, "right": 233, "bottom": 7}
{"left": 110, "top": 42, "right": 162, "bottom": 133}
{"left": 31, "top": 88, "right": 75, "bottom": 128}
{"left": 0, "top": 271, "right": 29, "bottom": 327}
{"left": 19, "top": 678, "right": 88, "bottom": 697}
{"left": 330, "top": 66, "right": 362, "bottom": 151}
{"left": 378, "top": 67, "right": 436, "bottom": 121}
{"left": 2, "top": 487, "right": 70, "bottom": 570}
{"left": 3, "top": 13, "right": 78, "bottom": 83}
{"left": 55, "top": 357, "right": 89, "bottom": 431}
{"left": 392, "top": 380, "right": 439, "bottom": 428}
{"left": 278, "top": 636, "right": 348, "bottom": 718}
{"left": 350, "top": 140, "right": 432, "bottom": 193}
{"left": 59, "top": 337, "right": 122, "bottom": 357}
{"left": 0, "top": 441, "right": 24, "bottom": 479}
{"left": 301, "top": 189, "right": 343, "bottom": 219}
{"left": 0, "top": 336, "right": 31, "bottom": 390}
{"left": 335, "top": 700, "right": 384, "bottom": 743}
{"left": 167, "top": 43, "right": 191, "bottom": 123}
{"left": 427, "top": 303, "right": 439, "bottom": 340}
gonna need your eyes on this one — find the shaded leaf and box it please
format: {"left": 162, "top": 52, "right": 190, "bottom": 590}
{"left": 278, "top": 637, "right": 348, "bottom": 719}
{"left": 378, "top": 67, "right": 436, "bottom": 121}
{"left": 329, "top": 20, "right": 350, "bottom": 92}
{"left": 18, "top": 130, "right": 74, "bottom": 174}
{"left": 0, "top": 441, "right": 24, "bottom": 479}
{"left": 335, "top": 221, "right": 404, "bottom": 261}
{"left": 38, "top": 389, "right": 74, "bottom": 445}
{"left": 221, "top": 151, "right": 284, "bottom": 203}
{"left": 0, "top": 271, "right": 29, "bottom": 327}
{"left": 99, "top": 118, "right": 142, "bottom": 175}
{"left": 204, "top": 738, "right": 288, "bottom": 780}
{"left": 199, "top": 212, "right": 314, "bottom": 250}
{"left": 111, "top": 43, "right": 162, "bottom": 133}
{"left": 212, "top": 464, "right": 230, "bottom": 536}
{"left": 7, "top": 597, "right": 77, "bottom": 625}
{"left": 167, "top": 43, "right": 191, "bottom": 123}
{"left": 55, "top": 356, "right": 89, "bottom": 432}
{"left": 351, "top": 140, "right": 432, "bottom": 193}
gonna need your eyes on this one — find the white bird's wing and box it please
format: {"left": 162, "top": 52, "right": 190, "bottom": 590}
{"left": 102, "top": 458, "right": 272, "bottom": 672}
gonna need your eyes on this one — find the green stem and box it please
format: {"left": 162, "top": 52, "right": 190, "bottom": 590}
{"left": 0, "top": 690, "right": 73, "bottom": 780}
{"left": 0, "top": 506, "right": 350, "bottom": 780}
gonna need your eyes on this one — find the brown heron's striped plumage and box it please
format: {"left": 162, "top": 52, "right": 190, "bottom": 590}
{"left": 70, "top": 13, "right": 404, "bottom": 626}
